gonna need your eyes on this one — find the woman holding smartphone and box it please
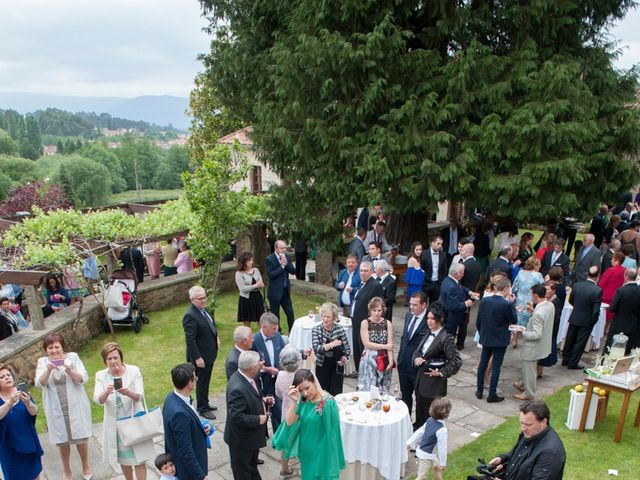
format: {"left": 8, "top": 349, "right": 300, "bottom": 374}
{"left": 0, "top": 363, "right": 44, "bottom": 480}
{"left": 94, "top": 342, "right": 153, "bottom": 480}
{"left": 35, "top": 333, "right": 93, "bottom": 480}
{"left": 311, "top": 303, "right": 351, "bottom": 395}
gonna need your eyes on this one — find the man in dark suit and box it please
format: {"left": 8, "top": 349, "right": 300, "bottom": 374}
{"left": 224, "top": 351, "right": 269, "bottom": 480}
{"left": 439, "top": 262, "right": 475, "bottom": 349}
{"left": 397, "top": 291, "right": 429, "bottom": 418}
{"left": 163, "top": 363, "right": 209, "bottom": 480}
{"left": 460, "top": 243, "right": 482, "bottom": 292}
{"left": 604, "top": 268, "right": 640, "bottom": 354}
{"left": 441, "top": 218, "right": 467, "bottom": 267}
{"left": 348, "top": 228, "right": 367, "bottom": 262}
{"left": 421, "top": 236, "right": 447, "bottom": 303}
{"left": 475, "top": 278, "right": 517, "bottom": 403}
{"left": 541, "top": 238, "right": 570, "bottom": 284}
{"left": 488, "top": 245, "right": 513, "bottom": 280}
{"left": 562, "top": 266, "right": 602, "bottom": 369}
{"left": 334, "top": 254, "right": 361, "bottom": 317}
{"left": 252, "top": 312, "right": 287, "bottom": 431}
{"left": 265, "top": 239, "right": 296, "bottom": 330}
{"left": 374, "top": 259, "right": 397, "bottom": 320}
{"left": 350, "top": 261, "right": 384, "bottom": 370}
{"left": 225, "top": 326, "right": 254, "bottom": 380}
{"left": 600, "top": 239, "right": 621, "bottom": 275}
{"left": 572, "top": 234, "right": 601, "bottom": 284}
{"left": 183, "top": 285, "right": 219, "bottom": 419}
{"left": 589, "top": 205, "right": 609, "bottom": 249}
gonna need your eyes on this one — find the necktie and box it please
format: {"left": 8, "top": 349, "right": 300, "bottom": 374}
{"left": 377, "top": 277, "right": 382, "bottom": 284}
{"left": 250, "top": 379, "right": 267, "bottom": 414}
{"left": 459, "top": 258, "right": 464, "bottom": 264}
{"left": 407, "top": 315, "right": 418, "bottom": 338}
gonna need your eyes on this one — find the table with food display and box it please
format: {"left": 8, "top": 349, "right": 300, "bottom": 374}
{"left": 335, "top": 390, "right": 413, "bottom": 480}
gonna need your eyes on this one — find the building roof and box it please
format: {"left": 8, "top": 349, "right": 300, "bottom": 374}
{"left": 218, "top": 126, "right": 253, "bottom": 146}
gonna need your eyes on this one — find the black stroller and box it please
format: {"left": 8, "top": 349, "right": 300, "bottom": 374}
{"left": 103, "top": 268, "right": 149, "bottom": 333}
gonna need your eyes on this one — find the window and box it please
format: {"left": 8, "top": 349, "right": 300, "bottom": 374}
{"left": 250, "top": 165, "right": 262, "bottom": 194}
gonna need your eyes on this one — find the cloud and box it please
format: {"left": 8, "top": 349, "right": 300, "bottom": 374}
{"left": 0, "top": 0, "right": 211, "bottom": 97}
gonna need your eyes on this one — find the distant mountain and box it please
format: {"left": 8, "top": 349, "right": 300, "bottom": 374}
{"left": 0, "top": 91, "right": 191, "bottom": 130}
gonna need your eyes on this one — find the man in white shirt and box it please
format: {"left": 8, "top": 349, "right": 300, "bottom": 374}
{"left": 225, "top": 326, "right": 254, "bottom": 380}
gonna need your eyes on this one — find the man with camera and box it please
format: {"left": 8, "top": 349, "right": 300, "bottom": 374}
{"left": 468, "top": 400, "right": 565, "bottom": 480}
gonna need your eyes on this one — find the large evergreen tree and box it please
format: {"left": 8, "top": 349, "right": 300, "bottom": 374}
{"left": 198, "top": 0, "right": 640, "bottom": 247}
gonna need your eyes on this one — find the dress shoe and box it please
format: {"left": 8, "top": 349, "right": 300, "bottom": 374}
{"left": 457, "top": 344, "right": 465, "bottom": 351}
{"left": 512, "top": 381, "right": 525, "bottom": 392}
{"left": 206, "top": 405, "right": 218, "bottom": 411}
{"left": 199, "top": 410, "right": 216, "bottom": 420}
{"left": 475, "top": 391, "right": 483, "bottom": 399}
{"left": 567, "top": 364, "right": 585, "bottom": 370}
{"left": 487, "top": 395, "right": 505, "bottom": 403}
{"left": 257, "top": 458, "right": 265, "bottom": 465}
{"left": 561, "top": 360, "right": 569, "bottom": 366}
{"left": 512, "top": 393, "right": 534, "bottom": 401}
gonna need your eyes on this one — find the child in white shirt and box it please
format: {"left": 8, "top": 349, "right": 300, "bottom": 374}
{"left": 155, "top": 453, "right": 178, "bottom": 480}
{"left": 406, "top": 397, "right": 452, "bottom": 480}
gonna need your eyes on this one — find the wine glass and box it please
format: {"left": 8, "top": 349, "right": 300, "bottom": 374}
{"left": 393, "top": 385, "right": 401, "bottom": 401}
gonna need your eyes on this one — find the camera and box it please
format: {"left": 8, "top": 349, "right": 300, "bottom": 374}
{"left": 466, "top": 458, "right": 503, "bottom": 480}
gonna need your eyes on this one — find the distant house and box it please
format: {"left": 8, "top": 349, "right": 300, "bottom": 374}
{"left": 217, "top": 127, "right": 282, "bottom": 194}
{"left": 42, "top": 144, "right": 57, "bottom": 156}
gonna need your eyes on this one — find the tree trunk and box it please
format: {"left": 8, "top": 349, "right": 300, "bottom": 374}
{"left": 385, "top": 211, "right": 431, "bottom": 254}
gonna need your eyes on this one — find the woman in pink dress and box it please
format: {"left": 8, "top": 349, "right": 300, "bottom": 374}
{"left": 174, "top": 241, "right": 194, "bottom": 274}
{"left": 598, "top": 252, "right": 626, "bottom": 330}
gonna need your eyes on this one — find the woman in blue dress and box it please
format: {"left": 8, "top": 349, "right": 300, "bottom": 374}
{"left": 512, "top": 256, "right": 544, "bottom": 347}
{"left": 0, "top": 363, "right": 44, "bottom": 480}
{"left": 404, "top": 241, "right": 425, "bottom": 299}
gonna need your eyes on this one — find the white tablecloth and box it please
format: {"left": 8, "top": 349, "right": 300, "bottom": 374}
{"left": 336, "top": 391, "right": 412, "bottom": 480}
{"left": 557, "top": 302, "right": 608, "bottom": 350}
{"left": 289, "top": 315, "right": 352, "bottom": 350}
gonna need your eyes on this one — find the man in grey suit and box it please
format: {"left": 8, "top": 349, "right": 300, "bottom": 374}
{"left": 225, "top": 326, "right": 254, "bottom": 380}
{"left": 571, "top": 234, "right": 601, "bottom": 283}
{"left": 562, "top": 266, "right": 602, "bottom": 369}
{"left": 348, "top": 228, "right": 367, "bottom": 262}
{"left": 514, "top": 284, "right": 555, "bottom": 400}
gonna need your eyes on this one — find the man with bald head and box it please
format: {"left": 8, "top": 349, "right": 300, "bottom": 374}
{"left": 572, "top": 234, "right": 601, "bottom": 284}
{"left": 460, "top": 243, "right": 482, "bottom": 291}
{"left": 265, "top": 239, "right": 296, "bottom": 330}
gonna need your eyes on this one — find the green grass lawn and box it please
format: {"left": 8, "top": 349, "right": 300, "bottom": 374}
{"left": 433, "top": 385, "right": 640, "bottom": 479}
{"left": 31, "top": 290, "right": 326, "bottom": 433}
{"left": 110, "top": 189, "right": 182, "bottom": 204}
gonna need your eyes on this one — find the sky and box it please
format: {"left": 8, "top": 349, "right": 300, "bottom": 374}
{"left": 0, "top": 0, "right": 638, "bottom": 99}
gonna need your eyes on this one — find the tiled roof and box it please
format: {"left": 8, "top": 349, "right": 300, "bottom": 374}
{"left": 218, "top": 126, "right": 253, "bottom": 146}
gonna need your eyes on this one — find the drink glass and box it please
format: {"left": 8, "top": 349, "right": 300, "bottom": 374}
{"left": 393, "top": 385, "right": 401, "bottom": 401}
{"left": 383, "top": 403, "right": 391, "bottom": 413}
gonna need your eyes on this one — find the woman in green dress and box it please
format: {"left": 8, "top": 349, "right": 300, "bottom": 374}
{"left": 273, "top": 369, "right": 345, "bottom": 480}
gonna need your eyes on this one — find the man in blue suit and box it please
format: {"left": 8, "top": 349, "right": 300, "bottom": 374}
{"left": 252, "top": 312, "right": 288, "bottom": 431}
{"left": 439, "top": 262, "right": 476, "bottom": 348}
{"left": 396, "top": 291, "right": 429, "bottom": 420}
{"left": 475, "top": 278, "right": 517, "bottom": 402}
{"left": 163, "top": 363, "right": 210, "bottom": 480}
{"left": 265, "top": 239, "right": 296, "bottom": 330}
{"left": 334, "top": 254, "right": 361, "bottom": 317}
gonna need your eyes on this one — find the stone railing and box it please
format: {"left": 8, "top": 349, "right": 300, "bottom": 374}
{"left": 0, "top": 262, "right": 236, "bottom": 381}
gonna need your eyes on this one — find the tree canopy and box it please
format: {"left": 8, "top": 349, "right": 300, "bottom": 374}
{"left": 198, "top": 0, "right": 640, "bottom": 245}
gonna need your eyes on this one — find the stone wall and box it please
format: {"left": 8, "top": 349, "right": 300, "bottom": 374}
{"left": 0, "top": 262, "right": 236, "bottom": 382}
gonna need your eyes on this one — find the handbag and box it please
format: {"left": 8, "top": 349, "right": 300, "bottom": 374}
{"left": 375, "top": 350, "right": 389, "bottom": 372}
{"left": 262, "top": 288, "right": 270, "bottom": 312}
{"left": 424, "top": 356, "right": 447, "bottom": 370}
{"left": 102, "top": 283, "right": 125, "bottom": 308}
{"left": 116, "top": 395, "right": 164, "bottom": 447}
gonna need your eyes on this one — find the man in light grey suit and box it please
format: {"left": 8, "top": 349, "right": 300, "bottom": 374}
{"left": 513, "top": 284, "right": 555, "bottom": 400}
{"left": 348, "top": 228, "right": 367, "bottom": 262}
{"left": 572, "top": 234, "right": 601, "bottom": 283}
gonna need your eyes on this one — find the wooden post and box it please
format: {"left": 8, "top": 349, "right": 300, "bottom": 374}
{"left": 24, "top": 285, "right": 45, "bottom": 330}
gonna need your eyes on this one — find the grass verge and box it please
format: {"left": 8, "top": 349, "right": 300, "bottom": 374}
{"left": 30, "top": 290, "right": 326, "bottom": 433}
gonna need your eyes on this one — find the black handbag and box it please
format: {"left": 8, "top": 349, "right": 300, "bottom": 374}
{"left": 424, "top": 356, "right": 447, "bottom": 370}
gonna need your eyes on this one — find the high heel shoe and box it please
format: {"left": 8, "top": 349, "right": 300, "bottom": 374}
{"left": 83, "top": 474, "right": 93, "bottom": 480}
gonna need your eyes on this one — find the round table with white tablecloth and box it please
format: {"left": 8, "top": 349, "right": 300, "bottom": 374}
{"left": 335, "top": 391, "right": 412, "bottom": 480}
{"left": 557, "top": 302, "right": 608, "bottom": 351}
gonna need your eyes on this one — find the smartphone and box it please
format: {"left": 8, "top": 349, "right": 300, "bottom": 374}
{"left": 51, "top": 359, "right": 65, "bottom": 367}
{"left": 113, "top": 378, "right": 123, "bottom": 390}
{"left": 336, "top": 363, "right": 345, "bottom": 375}
{"left": 300, "top": 349, "right": 308, "bottom": 360}
{"left": 17, "top": 381, "right": 28, "bottom": 393}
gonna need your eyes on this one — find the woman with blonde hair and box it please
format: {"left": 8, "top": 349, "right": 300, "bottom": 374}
{"left": 357, "top": 297, "right": 394, "bottom": 392}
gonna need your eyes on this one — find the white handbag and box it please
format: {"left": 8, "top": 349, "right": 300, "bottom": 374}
{"left": 102, "top": 283, "right": 125, "bottom": 308}
{"left": 116, "top": 395, "right": 164, "bottom": 446}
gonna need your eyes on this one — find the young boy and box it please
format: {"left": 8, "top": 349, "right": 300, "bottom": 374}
{"left": 406, "top": 397, "right": 452, "bottom": 480}
{"left": 155, "top": 453, "right": 178, "bottom": 480}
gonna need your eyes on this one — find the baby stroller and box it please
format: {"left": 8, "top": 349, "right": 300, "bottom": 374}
{"left": 102, "top": 268, "right": 149, "bottom": 333}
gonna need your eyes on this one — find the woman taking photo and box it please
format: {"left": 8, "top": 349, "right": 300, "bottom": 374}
{"left": 94, "top": 342, "right": 154, "bottom": 480}
{"left": 311, "top": 303, "right": 351, "bottom": 395}
{"left": 235, "top": 251, "right": 265, "bottom": 327}
{"left": 273, "top": 369, "right": 345, "bottom": 480}
{"left": 412, "top": 302, "right": 462, "bottom": 428}
{"left": 35, "top": 333, "right": 93, "bottom": 480}
{"left": 357, "top": 297, "right": 394, "bottom": 392}
{"left": 0, "top": 363, "right": 43, "bottom": 480}
{"left": 44, "top": 274, "right": 71, "bottom": 310}
{"left": 404, "top": 241, "right": 425, "bottom": 299}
